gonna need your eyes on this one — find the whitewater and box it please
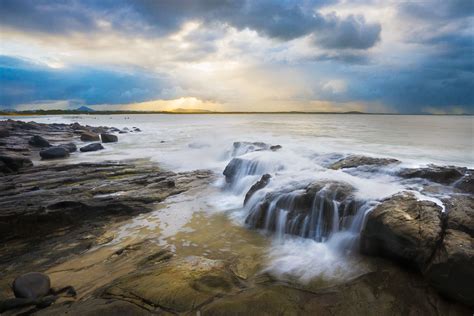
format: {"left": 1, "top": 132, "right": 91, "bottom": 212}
{"left": 9, "top": 114, "right": 473, "bottom": 284}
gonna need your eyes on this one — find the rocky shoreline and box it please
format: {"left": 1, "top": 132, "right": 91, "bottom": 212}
{"left": 0, "top": 120, "right": 472, "bottom": 315}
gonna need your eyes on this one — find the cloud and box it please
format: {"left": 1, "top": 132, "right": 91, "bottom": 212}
{"left": 0, "top": 0, "right": 382, "bottom": 50}
{"left": 314, "top": 14, "right": 381, "bottom": 49}
{"left": 0, "top": 56, "right": 172, "bottom": 107}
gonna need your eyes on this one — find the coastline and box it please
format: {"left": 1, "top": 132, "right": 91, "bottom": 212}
{"left": 0, "top": 119, "right": 472, "bottom": 314}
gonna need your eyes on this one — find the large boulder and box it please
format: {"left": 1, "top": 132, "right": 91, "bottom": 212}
{"left": 444, "top": 195, "right": 474, "bottom": 235}
{"left": 330, "top": 155, "right": 399, "bottom": 170}
{"left": 101, "top": 133, "right": 118, "bottom": 143}
{"left": 13, "top": 272, "right": 51, "bottom": 299}
{"left": 80, "top": 143, "right": 104, "bottom": 152}
{"left": 244, "top": 174, "right": 271, "bottom": 206}
{"left": 454, "top": 172, "right": 473, "bottom": 194}
{"left": 40, "top": 147, "right": 70, "bottom": 160}
{"left": 223, "top": 158, "right": 259, "bottom": 184}
{"left": 360, "top": 192, "right": 443, "bottom": 268}
{"left": 58, "top": 142, "right": 77, "bottom": 153}
{"left": 245, "top": 181, "right": 357, "bottom": 240}
{"left": 424, "top": 229, "right": 474, "bottom": 306}
{"left": 361, "top": 192, "right": 474, "bottom": 306}
{"left": 80, "top": 131, "right": 100, "bottom": 142}
{"left": 28, "top": 135, "right": 51, "bottom": 148}
{"left": 0, "top": 155, "right": 33, "bottom": 173}
{"left": 399, "top": 165, "right": 467, "bottom": 185}
{"left": 231, "top": 141, "right": 269, "bottom": 157}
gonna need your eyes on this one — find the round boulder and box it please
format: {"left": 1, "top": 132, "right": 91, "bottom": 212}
{"left": 40, "top": 147, "right": 70, "bottom": 160}
{"left": 58, "top": 142, "right": 77, "bottom": 153}
{"left": 101, "top": 133, "right": 118, "bottom": 143}
{"left": 28, "top": 135, "right": 51, "bottom": 148}
{"left": 80, "top": 131, "right": 100, "bottom": 142}
{"left": 13, "top": 272, "right": 51, "bottom": 299}
{"left": 80, "top": 143, "right": 104, "bottom": 152}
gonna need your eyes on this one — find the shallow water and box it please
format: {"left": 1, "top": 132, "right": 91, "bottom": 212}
{"left": 7, "top": 114, "right": 473, "bottom": 284}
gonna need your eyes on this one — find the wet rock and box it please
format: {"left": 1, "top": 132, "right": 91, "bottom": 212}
{"left": 330, "top": 155, "right": 399, "bottom": 170}
{"left": 224, "top": 158, "right": 251, "bottom": 183}
{"left": 0, "top": 155, "right": 33, "bottom": 173}
{"left": 80, "top": 131, "right": 100, "bottom": 142}
{"left": 270, "top": 145, "right": 282, "bottom": 151}
{"left": 58, "top": 142, "right": 77, "bottom": 153}
{"left": 0, "top": 161, "right": 211, "bottom": 241}
{"left": 28, "top": 135, "right": 51, "bottom": 148}
{"left": 444, "top": 195, "right": 474, "bottom": 236}
{"left": 244, "top": 174, "right": 271, "bottom": 206}
{"left": 399, "top": 165, "right": 467, "bottom": 185}
{"left": 100, "top": 133, "right": 118, "bottom": 143}
{"left": 454, "top": 172, "right": 474, "bottom": 194}
{"left": 0, "top": 128, "right": 10, "bottom": 138}
{"left": 360, "top": 192, "right": 443, "bottom": 268}
{"left": 103, "top": 256, "right": 238, "bottom": 313}
{"left": 232, "top": 141, "right": 269, "bottom": 156}
{"left": 13, "top": 272, "right": 51, "bottom": 299}
{"left": 423, "top": 229, "right": 474, "bottom": 306}
{"left": 40, "top": 147, "right": 70, "bottom": 160}
{"left": 80, "top": 143, "right": 104, "bottom": 152}
{"left": 246, "top": 181, "right": 357, "bottom": 240}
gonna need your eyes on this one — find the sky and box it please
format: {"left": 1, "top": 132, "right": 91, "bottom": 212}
{"left": 0, "top": 0, "right": 473, "bottom": 114}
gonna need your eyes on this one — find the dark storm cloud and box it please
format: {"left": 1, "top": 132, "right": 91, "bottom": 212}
{"left": 0, "top": 56, "right": 170, "bottom": 108}
{"left": 0, "top": 0, "right": 381, "bottom": 50}
{"left": 398, "top": 0, "right": 474, "bottom": 20}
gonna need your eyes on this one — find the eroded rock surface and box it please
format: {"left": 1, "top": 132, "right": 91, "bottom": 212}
{"left": 361, "top": 192, "right": 474, "bottom": 306}
{"left": 330, "top": 155, "right": 400, "bottom": 170}
{"left": 399, "top": 165, "right": 468, "bottom": 185}
{"left": 360, "top": 192, "right": 443, "bottom": 268}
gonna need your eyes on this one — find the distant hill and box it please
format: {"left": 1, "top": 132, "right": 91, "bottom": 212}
{"left": 170, "top": 108, "right": 213, "bottom": 113}
{"left": 75, "top": 106, "right": 95, "bottom": 112}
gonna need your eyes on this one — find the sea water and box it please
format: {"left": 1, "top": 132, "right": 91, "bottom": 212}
{"left": 7, "top": 114, "right": 473, "bottom": 283}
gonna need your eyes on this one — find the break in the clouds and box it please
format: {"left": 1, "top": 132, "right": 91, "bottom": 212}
{"left": 0, "top": 0, "right": 473, "bottom": 113}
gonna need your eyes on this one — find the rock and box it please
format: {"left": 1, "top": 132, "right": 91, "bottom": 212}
{"left": 360, "top": 192, "right": 443, "bottom": 269}
{"left": 80, "top": 143, "right": 104, "bottom": 152}
{"left": 118, "top": 130, "right": 127, "bottom": 134}
{"left": 244, "top": 174, "right": 271, "bottom": 206}
{"left": 0, "top": 154, "right": 33, "bottom": 173}
{"left": 40, "top": 147, "right": 70, "bottom": 160}
{"left": 58, "top": 142, "right": 77, "bottom": 153}
{"left": 28, "top": 135, "right": 51, "bottom": 148}
{"left": 245, "top": 181, "right": 356, "bottom": 240}
{"left": 270, "top": 145, "right": 282, "bottom": 151}
{"left": 103, "top": 256, "right": 238, "bottom": 313}
{"left": 13, "top": 272, "right": 51, "bottom": 299}
{"left": 424, "top": 229, "right": 474, "bottom": 306}
{"left": 223, "top": 157, "right": 269, "bottom": 184}
{"left": 454, "top": 172, "right": 474, "bottom": 194}
{"left": 232, "top": 141, "right": 269, "bottom": 156}
{"left": 0, "top": 161, "right": 211, "bottom": 241}
{"left": 80, "top": 131, "right": 100, "bottom": 142}
{"left": 399, "top": 165, "right": 467, "bottom": 185}
{"left": 330, "top": 155, "right": 399, "bottom": 170}
{"left": 100, "top": 133, "right": 118, "bottom": 143}
{"left": 133, "top": 128, "right": 141, "bottom": 132}
{"left": 0, "top": 128, "right": 10, "bottom": 138}
{"left": 444, "top": 195, "right": 474, "bottom": 237}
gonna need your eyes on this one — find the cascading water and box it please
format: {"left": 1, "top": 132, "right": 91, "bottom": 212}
{"left": 222, "top": 144, "right": 379, "bottom": 254}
